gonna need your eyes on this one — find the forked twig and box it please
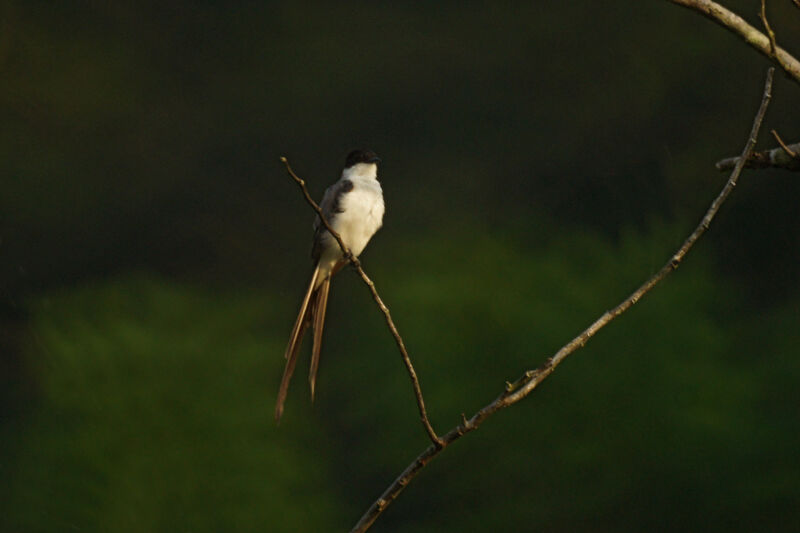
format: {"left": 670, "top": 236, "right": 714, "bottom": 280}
{"left": 715, "top": 138, "right": 800, "bottom": 171}
{"left": 280, "top": 157, "right": 443, "bottom": 447}
{"left": 349, "top": 68, "right": 774, "bottom": 533}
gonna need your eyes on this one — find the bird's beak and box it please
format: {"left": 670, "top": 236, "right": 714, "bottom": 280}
{"left": 368, "top": 156, "right": 382, "bottom": 164}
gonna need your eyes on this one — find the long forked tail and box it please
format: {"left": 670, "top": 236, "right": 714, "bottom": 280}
{"left": 309, "top": 276, "right": 330, "bottom": 400}
{"left": 275, "top": 266, "right": 320, "bottom": 421}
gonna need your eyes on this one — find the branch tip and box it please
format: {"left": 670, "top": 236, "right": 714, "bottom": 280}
{"left": 771, "top": 129, "right": 798, "bottom": 159}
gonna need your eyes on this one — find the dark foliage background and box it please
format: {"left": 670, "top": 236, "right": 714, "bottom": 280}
{"left": 2, "top": 1, "right": 799, "bottom": 531}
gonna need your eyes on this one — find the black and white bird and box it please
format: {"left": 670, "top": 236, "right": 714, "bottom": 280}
{"left": 275, "top": 149, "right": 385, "bottom": 421}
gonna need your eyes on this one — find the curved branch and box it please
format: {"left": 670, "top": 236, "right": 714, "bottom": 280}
{"left": 350, "top": 68, "right": 775, "bottom": 533}
{"left": 280, "top": 157, "right": 443, "bottom": 447}
{"left": 667, "top": 0, "right": 800, "bottom": 85}
{"left": 771, "top": 129, "right": 798, "bottom": 159}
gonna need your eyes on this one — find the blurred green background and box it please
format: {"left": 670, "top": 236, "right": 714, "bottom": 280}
{"left": 2, "top": 1, "right": 800, "bottom": 531}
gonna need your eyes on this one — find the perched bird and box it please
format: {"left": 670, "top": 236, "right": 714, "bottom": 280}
{"left": 275, "top": 149, "right": 385, "bottom": 421}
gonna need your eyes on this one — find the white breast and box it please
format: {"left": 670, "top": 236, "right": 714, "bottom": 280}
{"left": 334, "top": 177, "right": 384, "bottom": 257}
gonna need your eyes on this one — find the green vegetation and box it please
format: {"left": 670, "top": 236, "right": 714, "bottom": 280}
{"left": 4, "top": 227, "right": 798, "bottom": 532}
{"left": 3, "top": 279, "right": 346, "bottom": 532}
{"left": 2, "top": 1, "right": 799, "bottom": 530}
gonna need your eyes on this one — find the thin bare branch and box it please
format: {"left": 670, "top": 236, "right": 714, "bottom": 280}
{"left": 667, "top": 0, "right": 800, "bottom": 85}
{"left": 771, "top": 129, "right": 798, "bottom": 158}
{"left": 350, "top": 68, "right": 775, "bottom": 533}
{"left": 760, "top": 0, "right": 777, "bottom": 57}
{"left": 280, "top": 157, "right": 444, "bottom": 447}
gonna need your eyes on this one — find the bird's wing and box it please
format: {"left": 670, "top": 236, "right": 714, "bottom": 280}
{"left": 311, "top": 178, "right": 353, "bottom": 262}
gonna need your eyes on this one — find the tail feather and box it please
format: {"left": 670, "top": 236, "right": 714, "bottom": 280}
{"left": 309, "top": 276, "right": 331, "bottom": 401}
{"left": 275, "top": 266, "right": 320, "bottom": 421}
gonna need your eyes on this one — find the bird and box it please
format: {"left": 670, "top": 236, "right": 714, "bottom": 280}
{"left": 275, "top": 149, "right": 385, "bottom": 421}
